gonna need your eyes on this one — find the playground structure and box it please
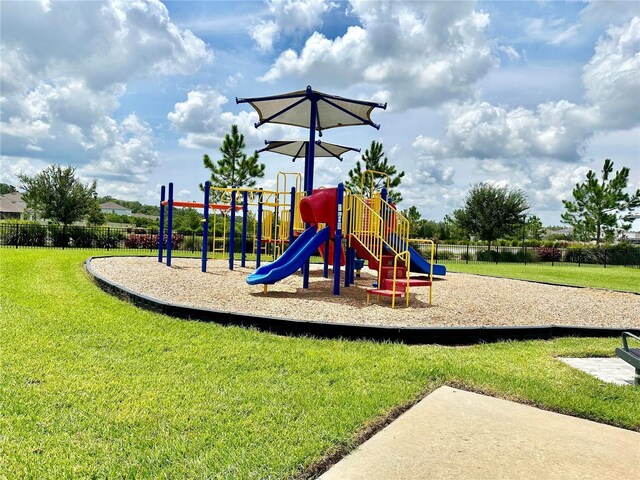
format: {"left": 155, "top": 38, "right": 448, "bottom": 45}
{"left": 158, "top": 86, "right": 447, "bottom": 307}
{"left": 157, "top": 170, "right": 446, "bottom": 308}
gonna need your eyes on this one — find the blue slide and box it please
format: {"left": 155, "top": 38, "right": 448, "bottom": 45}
{"left": 247, "top": 226, "right": 331, "bottom": 285}
{"left": 386, "top": 233, "right": 447, "bottom": 276}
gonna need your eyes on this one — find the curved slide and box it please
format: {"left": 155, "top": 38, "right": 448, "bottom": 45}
{"left": 247, "top": 226, "right": 331, "bottom": 285}
{"left": 387, "top": 233, "right": 447, "bottom": 276}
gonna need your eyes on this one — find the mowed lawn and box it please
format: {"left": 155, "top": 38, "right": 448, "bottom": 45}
{"left": 445, "top": 262, "right": 640, "bottom": 293}
{"left": 1, "top": 249, "right": 639, "bottom": 479}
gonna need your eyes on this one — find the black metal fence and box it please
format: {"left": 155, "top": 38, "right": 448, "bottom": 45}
{"left": 2, "top": 223, "right": 639, "bottom": 267}
{"left": 0, "top": 223, "right": 254, "bottom": 254}
{"left": 410, "top": 241, "right": 640, "bottom": 268}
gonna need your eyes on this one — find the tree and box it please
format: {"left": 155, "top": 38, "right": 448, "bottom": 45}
{"left": 525, "top": 215, "right": 545, "bottom": 241}
{"left": 345, "top": 140, "right": 405, "bottom": 203}
{"left": 402, "top": 205, "right": 422, "bottom": 237}
{"left": 561, "top": 159, "right": 640, "bottom": 245}
{"left": 202, "top": 125, "right": 265, "bottom": 200}
{"left": 86, "top": 202, "right": 106, "bottom": 226}
{"left": 0, "top": 183, "right": 18, "bottom": 195}
{"left": 452, "top": 182, "right": 530, "bottom": 247}
{"left": 18, "top": 165, "right": 97, "bottom": 226}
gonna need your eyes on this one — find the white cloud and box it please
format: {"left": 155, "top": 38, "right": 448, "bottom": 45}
{"left": 579, "top": 1, "right": 640, "bottom": 28}
{"left": 412, "top": 17, "right": 640, "bottom": 163}
{"left": 168, "top": 88, "right": 301, "bottom": 150}
{"left": 252, "top": 20, "right": 280, "bottom": 53}
{"left": 260, "top": 1, "right": 497, "bottom": 110}
{"left": 582, "top": 16, "right": 640, "bottom": 130}
{"left": 80, "top": 115, "right": 161, "bottom": 183}
{"left": 522, "top": 17, "right": 581, "bottom": 46}
{"left": 0, "top": 0, "right": 212, "bottom": 186}
{"left": 250, "top": 0, "right": 336, "bottom": 52}
{"left": 0, "top": 157, "right": 44, "bottom": 185}
{"left": 497, "top": 44, "right": 520, "bottom": 61}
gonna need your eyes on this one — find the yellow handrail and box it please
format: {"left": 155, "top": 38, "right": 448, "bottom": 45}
{"left": 378, "top": 196, "right": 410, "bottom": 258}
{"left": 392, "top": 250, "right": 411, "bottom": 308}
{"left": 347, "top": 193, "right": 383, "bottom": 283}
{"left": 408, "top": 238, "right": 435, "bottom": 305}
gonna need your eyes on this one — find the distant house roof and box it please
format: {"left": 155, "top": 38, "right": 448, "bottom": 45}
{"left": 0, "top": 193, "right": 25, "bottom": 213}
{"left": 0, "top": 198, "right": 23, "bottom": 213}
{"left": 100, "top": 201, "right": 128, "bottom": 210}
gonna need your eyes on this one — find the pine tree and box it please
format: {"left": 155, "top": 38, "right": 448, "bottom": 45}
{"left": 345, "top": 141, "right": 405, "bottom": 203}
{"left": 202, "top": 125, "right": 265, "bottom": 201}
{"left": 561, "top": 159, "right": 640, "bottom": 245}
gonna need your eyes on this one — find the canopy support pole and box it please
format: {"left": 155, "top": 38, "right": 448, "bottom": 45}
{"left": 302, "top": 88, "right": 318, "bottom": 289}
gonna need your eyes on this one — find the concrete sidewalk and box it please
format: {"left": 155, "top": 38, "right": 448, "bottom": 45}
{"left": 320, "top": 386, "right": 639, "bottom": 479}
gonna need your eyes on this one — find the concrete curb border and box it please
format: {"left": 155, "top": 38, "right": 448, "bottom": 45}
{"left": 86, "top": 256, "right": 640, "bottom": 346}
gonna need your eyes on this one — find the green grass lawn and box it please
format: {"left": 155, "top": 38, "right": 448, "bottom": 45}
{"left": 444, "top": 262, "right": 640, "bottom": 293}
{"left": 1, "top": 249, "right": 639, "bottom": 479}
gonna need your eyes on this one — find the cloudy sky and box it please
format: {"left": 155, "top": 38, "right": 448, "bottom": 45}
{"left": 1, "top": 0, "right": 639, "bottom": 226}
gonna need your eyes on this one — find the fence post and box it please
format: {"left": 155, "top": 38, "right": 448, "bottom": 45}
{"left": 15, "top": 223, "right": 19, "bottom": 248}
{"left": 495, "top": 245, "right": 499, "bottom": 264}
{"left": 603, "top": 248, "right": 607, "bottom": 268}
{"left": 523, "top": 244, "right": 527, "bottom": 265}
{"left": 466, "top": 244, "right": 469, "bottom": 264}
{"left": 624, "top": 247, "right": 628, "bottom": 268}
{"left": 551, "top": 246, "right": 555, "bottom": 266}
{"left": 62, "top": 224, "right": 66, "bottom": 250}
{"left": 435, "top": 242, "right": 439, "bottom": 263}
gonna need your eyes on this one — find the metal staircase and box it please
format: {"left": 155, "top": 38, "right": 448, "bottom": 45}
{"left": 347, "top": 193, "right": 429, "bottom": 308}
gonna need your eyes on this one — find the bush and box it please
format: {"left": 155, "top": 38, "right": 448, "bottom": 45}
{"left": 48, "top": 225, "right": 70, "bottom": 248}
{"left": 95, "top": 230, "right": 124, "bottom": 249}
{"left": 475, "top": 248, "right": 536, "bottom": 263}
{"left": 563, "top": 244, "right": 640, "bottom": 266}
{"left": 535, "top": 246, "right": 562, "bottom": 262}
{"left": 435, "top": 250, "right": 453, "bottom": 260}
{"left": 0, "top": 222, "right": 47, "bottom": 246}
{"left": 182, "top": 235, "right": 203, "bottom": 252}
{"left": 67, "top": 226, "right": 98, "bottom": 248}
{"left": 124, "top": 233, "right": 184, "bottom": 250}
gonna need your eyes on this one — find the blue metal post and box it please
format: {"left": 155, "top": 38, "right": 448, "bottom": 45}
{"left": 167, "top": 182, "right": 174, "bottom": 267}
{"left": 241, "top": 190, "right": 248, "bottom": 267}
{"left": 303, "top": 87, "right": 318, "bottom": 289}
{"left": 256, "top": 189, "right": 263, "bottom": 268}
{"left": 201, "top": 181, "right": 210, "bottom": 272}
{"left": 333, "top": 183, "right": 344, "bottom": 295}
{"left": 323, "top": 237, "right": 330, "bottom": 278}
{"left": 344, "top": 206, "right": 352, "bottom": 287}
{"left": 229, "top": 190, "right": 236, "bottom": 270}
{"left": 158, "top": 185, "right": 165, "bottom": 263}
{"left": 289, "top": 186, "right": 296, "bottom": 244}
{"left": 344, "top": 247, "right": 351, "bottom": 287}
{"left": 305, "top": 87, "right": 317, "bottom": 195}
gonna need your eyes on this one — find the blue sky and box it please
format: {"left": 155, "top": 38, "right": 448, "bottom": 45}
{"left": 1, "top": 0, "right": 639, "bottom": 227}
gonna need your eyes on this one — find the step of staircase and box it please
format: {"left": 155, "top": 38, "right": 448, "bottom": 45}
{"left": 379, "top": 265, "right": 407, "bottom": 279}
{"left": 381, "top": 278, "right": 431, "bottom": 289}
{"left": 369, "top": 255, "right": 407, "bottom": 272}
{"left": 366, "top": 288, "right": 406, "bottom": 298}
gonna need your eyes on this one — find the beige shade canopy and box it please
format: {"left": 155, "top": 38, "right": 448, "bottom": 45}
{"left": 237, "top": 86, "right": 386, "bottom": 132}
{"left": 258, "top": 140, "right": 360, "bottom": 162}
